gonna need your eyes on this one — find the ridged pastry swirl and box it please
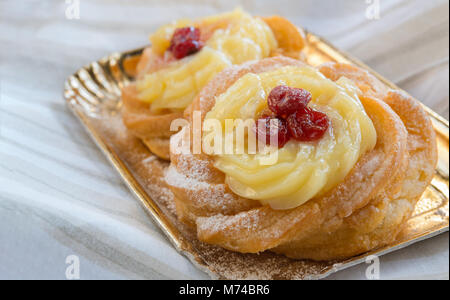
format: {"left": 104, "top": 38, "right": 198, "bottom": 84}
{"left": 206, "top": 66, "right": 377, "bottom": 209}
{"left": 136, "top": 9, "right": 278, "bottom": 112}
{"left": 165, "top": 57, "right": 437, "bottom": 261}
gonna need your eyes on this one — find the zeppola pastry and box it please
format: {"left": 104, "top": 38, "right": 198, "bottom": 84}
{"left": 122, "top": 9, "right": 306, "bottom": 159}
{"left": 165, "top": 56, "right": 438, "bottom": 261}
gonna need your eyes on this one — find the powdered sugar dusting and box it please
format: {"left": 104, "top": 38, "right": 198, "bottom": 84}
{"left": 176, "top": 152, "right": 214, "bottom": 181}
{"left": 166, "top": 164, "right": 211, "bottom": 190}
{"left": 89, "top": 112, "right": 337, "bottom": 279}
{"left": 165, "top": 165, "right": 254, "bottom": 213}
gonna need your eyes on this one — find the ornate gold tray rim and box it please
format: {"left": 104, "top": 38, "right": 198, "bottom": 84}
{"left": 64, "top": 32, "right": 449, "bottom": 280}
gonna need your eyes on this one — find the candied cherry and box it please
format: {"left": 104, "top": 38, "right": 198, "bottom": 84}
{"left": 254, "top": 116, "right": 290, "bottom": 148}
{"left": 169, "top": 27, "right": 203, "bottom": 59}
{"left": 287, "top": 107, "right": 330, "bottom": 142}
{"left": 267, "top": 85, "right": 312, "bottom": 117}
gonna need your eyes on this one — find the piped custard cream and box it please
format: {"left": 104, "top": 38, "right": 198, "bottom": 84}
{"left": 136, "top": 9, "right": 278, "bottom": 112}
{"left": 205, "top": 66, "right": 377, "bottom": 210}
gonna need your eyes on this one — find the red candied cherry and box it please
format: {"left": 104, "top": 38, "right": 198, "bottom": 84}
{"left": 267, "top": 85, "right": 312, "bottom": 117}
{"left": 287, "top": 107, "right": 330, "bottom": 142}
{"left": 253, "top": 116, "right": 290, "bottom": 148}
{"left": 169, "top": 27, "right": 204, "bottom": 59}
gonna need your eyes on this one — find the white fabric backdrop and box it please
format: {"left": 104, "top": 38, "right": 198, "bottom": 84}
{"left": 0, "top": 0, "right": 448, "bottom": 279}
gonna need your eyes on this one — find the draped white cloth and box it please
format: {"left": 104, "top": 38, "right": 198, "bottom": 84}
{"left": 0, "top": 0, "right": 448, "bottom": 279}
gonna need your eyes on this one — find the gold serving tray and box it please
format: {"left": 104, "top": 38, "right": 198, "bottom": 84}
{"left": 64, "top": 32, "right": 449, "bottom": 280}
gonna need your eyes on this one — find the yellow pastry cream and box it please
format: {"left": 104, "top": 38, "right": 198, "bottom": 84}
{"left": 204, "top": 65, "right": 377, "bottom": 210}
{"left": 136, "top": 9, "right": 278, "bottom": 112}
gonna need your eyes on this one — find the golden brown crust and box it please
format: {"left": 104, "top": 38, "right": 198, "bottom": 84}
{"left": 121, "top": 83, "right": 183, "bottom": 159}
{"left": 319, "top": 62, "right": 389, "bottom": 99}
{"left": 166, "top": 58, "right": 437, "bottom": 260}
{"left": 122, "top": 84, "right": 183, "bottom": 139}
{"left": 142, "top": 137, "right": 171, "bottom": 161}
{"left": 262, "top": 16, "right": 306, "bottom": 59}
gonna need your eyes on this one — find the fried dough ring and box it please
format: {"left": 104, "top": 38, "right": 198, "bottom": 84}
{"left": 195, "top": 95, "right": 408, "bottom": 253}
{"left": 165, "top": 57, "right": 438, "bottom": 260}
{"left": 122, "top": 16, "right": 306, "bottom": 160}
